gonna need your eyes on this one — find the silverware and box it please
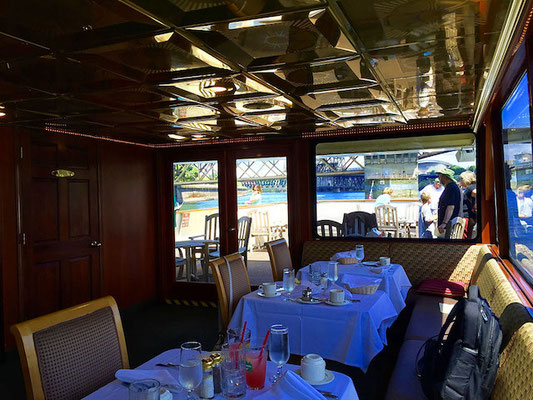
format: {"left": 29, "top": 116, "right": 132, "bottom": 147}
{"left": 317, "top": 389, "right": 338, "bottom": 398}
{"left": 155, "top": 362, "right": 178, "bottom": 367}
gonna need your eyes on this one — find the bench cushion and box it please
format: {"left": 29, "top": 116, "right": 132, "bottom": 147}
{"left": 404, "top": 295, "right": 457, "bottom": 341}
{"left": 389, "top": 243, "right": 481, "bottom": 287}
{"left": 385, "top": 340, "right": 426, "bottom": 400}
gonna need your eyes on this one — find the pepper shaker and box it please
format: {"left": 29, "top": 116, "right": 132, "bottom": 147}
{"left": 210, "top": 353, "right": 222, "bottom": 394}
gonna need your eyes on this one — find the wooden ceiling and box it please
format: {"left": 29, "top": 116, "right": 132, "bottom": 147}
{"left": 0, "top": 0, "right": 512, "bottom": 144}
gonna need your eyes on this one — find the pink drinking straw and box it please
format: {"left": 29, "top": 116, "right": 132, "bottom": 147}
{"left": 259, "top": 330, "right": 270, "bottom": 358}
{"left": 239, "top": 321, "right": 248, "bottom": 345}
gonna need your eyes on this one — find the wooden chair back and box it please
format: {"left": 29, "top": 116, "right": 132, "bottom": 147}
{"left": 205, "top": 213, "right": 219, "bottom": 241}
{"left": 265, "top": 238, "right": 293, "bottom": 281}
{"left": 237, "top": 216, "right": 252, "bottom": 264}
{"left": 249, "top": 210, "right": 271, "bottom": 239}
{"left": 11, "top": 296, "right": 128, "bottom": 400}
{"left": 446, "top": 217, "right": 466, "bottom": 239}
{"left": 210, "top": 253, "right": 251, "bottom": 330}
{"left": 317, "top": 220, "right": 344, "bottom": 237}
{"left": 376, "top": 205, "right": 400, "bottom": 236}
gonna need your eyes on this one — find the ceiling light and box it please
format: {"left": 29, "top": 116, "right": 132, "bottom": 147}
{"left": 154, "top": 32, "right": 173, "bottom": 43}
{"left": 0, "top": 112, "right": 5, "bottom": 117}
{"left": 168, "top": 134, "right": 186, "bottom": 140}
{"left": 192, "top": 134, "right": 205, "bottom": 138}
{"left": 205, "top": 79, "right": 235, "bottom": 94}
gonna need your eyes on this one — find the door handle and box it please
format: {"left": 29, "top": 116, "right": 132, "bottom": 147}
{"left": 90, "top": 241, "right": 102, "bottom": 248}
{"left": 228, "top": 227, "right": 236, "bottom": 232}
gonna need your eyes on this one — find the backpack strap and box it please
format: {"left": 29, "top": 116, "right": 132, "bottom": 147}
{"left": 438, "top": 299, "right": 465, "bottom": 344}
{"left": 463, "top": 299, "right": 480, "bottom": 350}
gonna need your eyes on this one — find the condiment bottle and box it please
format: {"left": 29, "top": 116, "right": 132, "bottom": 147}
{"left": 200, "top": 358, "right": 214, "bottom": 399}
{"left": 210, "top": 353, "right": 222, "bottom": 394}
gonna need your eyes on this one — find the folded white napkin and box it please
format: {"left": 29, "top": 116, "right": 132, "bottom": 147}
{"left": 330, "top": 251, "right": 357, "bottom": 261}
{"left": 115, "top": 369, "right": 181, "bottom": 393}
{"left": 340, "top": 274, "right": 381, "bottom": 288}
{"left": 255, "top": 370, "right": 327, "bottom": 400}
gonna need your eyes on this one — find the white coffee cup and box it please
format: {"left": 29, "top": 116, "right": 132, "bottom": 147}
{"left": 259, "top": 282, "right": 276, "bottom": 296}
{"left": 329, "top": 289, "right": 345, "bottom": 304}
{"left": 301, "top": 354, "right": 326, "bottom": 383}
{"left": 379, "top": 257, "right": 391, "bottom": 266}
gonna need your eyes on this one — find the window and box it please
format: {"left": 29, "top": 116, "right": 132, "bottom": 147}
{"left": 314, "top": 134, "right": 477, "bottom": 240}
{"left": 501, "top": 72, "right": 533, "bottom": 281}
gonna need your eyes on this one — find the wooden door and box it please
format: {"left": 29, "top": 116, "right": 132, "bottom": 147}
{"left": 20, "top": 133, "right": 101, "bottom": 319}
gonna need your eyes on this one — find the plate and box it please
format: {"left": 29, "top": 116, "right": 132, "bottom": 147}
{"left": 296, "top": 297, "right": 322, "bottom": 304}
{"left": 160, "top": 388, "right": 173, "bottom": 400}
{"left": 294, "top": 369, "right": 335, "bottom": 385}
{"left": 325, "top": 300, "right": 350, "bottom": 306}
{"left": 257, "top": 291, "right": 281, "bottom": 298}
{"left": 362, "top": 261, "right": 380, "bottom": 266}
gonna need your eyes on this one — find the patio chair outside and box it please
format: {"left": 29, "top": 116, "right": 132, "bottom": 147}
{"left": 376, "top": 205, "right": 408, "bottom": 238}
{"left": 248, "top": 210, "right": 274, "bottom": 249}
{"left": 317, "top": 220, "right": 344, "bottom": 237}
{"left": 11, "top": 296, "right": 128, "bottom": 400}
{"left": 342, "top": 212, "right": 367, "bottom": 237}
{"left": 445, "top": 217, "right": 466, "bottom": 239}
{"left": 237, "top": 216, "right": 252, "bottom": 265}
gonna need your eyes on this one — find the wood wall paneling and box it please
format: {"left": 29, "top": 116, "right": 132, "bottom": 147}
{"left": 99, "top": 142, "right": 157, "bottom": 308}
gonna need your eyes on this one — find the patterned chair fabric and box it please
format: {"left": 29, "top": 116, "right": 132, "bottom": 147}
{"left": 492, "top": 323, "right": 533, "bottom": 400}
{"left": 389, "top": 243, "right": 481, "bottom": 287}
{"left": 301, "top": 240, "right": 389, "bottom": 266}
{"left": 474, "top": 259, "right": 511, "bottom": 315}
{"left": 265, "top": 239, "right": 293, "bottom": 281}
{"left": 33, "top": 307, "right": 124, "bottom": 400}
{"left": 210, "top": 253, "right": 251, "bottom": 329}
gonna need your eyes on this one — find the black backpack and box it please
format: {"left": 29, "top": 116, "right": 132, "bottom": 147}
{"left": 417, "top": 285, "right": 502, "bottom": 400}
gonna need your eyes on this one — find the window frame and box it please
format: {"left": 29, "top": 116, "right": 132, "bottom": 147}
{"left": 499, "top": 69, "right": 533, "bottom": 288}
{"left": 309, "top": 130, "right": 482, "bottom": 243}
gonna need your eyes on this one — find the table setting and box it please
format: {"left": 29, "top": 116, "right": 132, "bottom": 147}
{"left": 83, "top": 324, "right": 358, "bottom": 400}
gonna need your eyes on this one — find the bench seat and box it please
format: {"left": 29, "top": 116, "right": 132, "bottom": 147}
{"left": 386, "top": 245, "right": 533, "bottom": 400}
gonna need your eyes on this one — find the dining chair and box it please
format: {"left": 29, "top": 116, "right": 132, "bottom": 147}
{"left": 248, "top": 210, "right": 274, "bottom": 249}
{"left": 210, "top": 253, "right": 252, "bottom": 330}
{"left": 265, "top": 238, "right": 293, "bottom": 281}
{"left": 341, "top": 212, "right": 367, "bottom": 237}
{"left": 445, "top": 217, "right": 466, "bottom": 239}
{"left": 189, "top": 213, "right": 220, "bottom": 252}
{"left": 11, "top": 296, "right": 128, "bottom": 400}
{"left": 376, "top": 205, "right": 407, "bottom": 237}
{"left": 237, "top": 216, "right": 252, "bottom": 265}
{"left": 317, "top": 220, "right": 344, "bottom": 237}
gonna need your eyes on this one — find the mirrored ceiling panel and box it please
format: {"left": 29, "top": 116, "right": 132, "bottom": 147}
{"left": 186, "top": 9, "right": 357, "bottom": 68}
{"left": 162, "top": 75, "right": 276, "bottom": 100}
{"left": 0, "top": 0, "right": 166, "bottom": 50}
{"left": 223, "top": 96, "right": 292, "bottom": 115}
{"left": 126, "top": 0, "right": 325, "bottom": 28}
{"left": 301, "top": 87, "right": 393, "bottom": 111}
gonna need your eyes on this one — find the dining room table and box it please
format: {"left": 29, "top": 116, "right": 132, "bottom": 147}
{"left": 83, "top": 349, "right": 359, "bottom": 399}
{"left": 297, "top": 261, "right": 411, "bottom": 313}
{"left": 228, "top": 284, "right": 399, "bottom": 372}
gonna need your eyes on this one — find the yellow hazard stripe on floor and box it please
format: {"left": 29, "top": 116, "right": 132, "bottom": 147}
{"left": 166, "top": 299, "right": 217, "bottom": 308}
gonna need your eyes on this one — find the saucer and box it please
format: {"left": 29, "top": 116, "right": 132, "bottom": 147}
{"left": 160, "top": 388, "right": 173, "bottom": 400}
{"left": 325, "top": 300, "right": 350, "bottom": 306}
{"left": 257, "top": 291, "right": 281, "bottom": 298}
{"left": 296, "top": 297, "right": 322, "bottom": 304}
{"left": 294, "top": 369, "right": 335, "bottom": 385}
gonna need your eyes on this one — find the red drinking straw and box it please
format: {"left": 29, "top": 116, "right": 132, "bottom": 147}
{"left": 239, "top": 321, "right": 248, "bottom": 344}
{"left": 259, "top": 329, "right": 270, "bottom": 358}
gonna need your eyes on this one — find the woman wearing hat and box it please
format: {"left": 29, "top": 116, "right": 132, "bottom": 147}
{"left": 436, "top": 168, "right": 462, "bottom": 236}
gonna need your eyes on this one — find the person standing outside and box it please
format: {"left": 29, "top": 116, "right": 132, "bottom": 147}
{"left": 420, "top": 178, "right": 444, "bottom": 215}
{"left": 419, "top": 192, "right": 436, "bottom": 238}
{"left": 436, "top": 168, "right": 461, "bottom": 236}
{"left": 459, "top": 171, "right": 477, "bottom": 238}
{"left": 245, "top": 184, "right": 263, "bottom": 205}
{"left": 375, "top": 187, "right": 393, "bottom": 208}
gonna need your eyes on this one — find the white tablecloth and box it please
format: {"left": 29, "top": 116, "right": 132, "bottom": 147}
{"left": 297, "top": 263, "right": 411, "bottom": 313}
{"left": 228, "top": 288, "right": 398, "bottom": 372}
{"left": 83, "top": 349, "right": 358, "bottom": 400}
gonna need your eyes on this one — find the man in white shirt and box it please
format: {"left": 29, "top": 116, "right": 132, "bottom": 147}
{"left": 420, "top": 178, "right": 444, "bottom": 214}
{"left": 517, "top": 185, "right": 533, "bottom": 218}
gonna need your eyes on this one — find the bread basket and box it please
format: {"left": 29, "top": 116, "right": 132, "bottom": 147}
{"left": 337, "top": 257, "right": 358, "bottom": 265}
{"left": 344, "top": 283, "right": 380, "bottom": 295}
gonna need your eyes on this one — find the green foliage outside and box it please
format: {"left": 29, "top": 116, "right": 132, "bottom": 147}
{"left": 174, "top": 164, "right": 198, "bottom": 182}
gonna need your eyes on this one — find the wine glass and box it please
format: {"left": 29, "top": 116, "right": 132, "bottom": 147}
{"left": 355, "top": 244, "right": 365, "bottom": 264}
{"left": 282, "top": 269, "right": 295, "bottom": 301}
{"left": 179, "top": 341, "right": 203, "bottom": 399}
{"left": 327, "top": 261, "right": 338, "bottom": 284}
{"left": 269, "top": 324, "right": 289, "bottom": 383}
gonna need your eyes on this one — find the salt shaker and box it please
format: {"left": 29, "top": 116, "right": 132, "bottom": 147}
{"left": 210, "top": 353, "right": 222, "bottom": 394}
{"left": 320, "top": 273, "right": 328, "bottom": 289}
{"left": 200, "top": 358, "right": 214, "bottom": 399}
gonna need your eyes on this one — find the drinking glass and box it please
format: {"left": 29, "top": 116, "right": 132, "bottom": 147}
{"left": 227, "top": 327, "right": 251, "bottom": 347}
{"left": 221, "top": 343, "right": 247, "bottom": 398}
{"left": 282, "top": 269, "right": 295, "bottom": 301}
{"left": 269, "top": 324, "right": 289, "bottom": 383}
{"left": 128, "top": 379, "right": 160, "bottom": 400}
{"left": 309, "top": 263, "right": 321, "bottom": 286}
{"left": 245, "top": 337, "right": 268, "bottom": 390}
{"left": 355, "top": 244, "right": 365, "bottom": 264}
{"left": 327, "top": 261, "right": 338, "bottom": 284}
{"left": 179, "top": 342, "right": 203, "bottom": 400}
